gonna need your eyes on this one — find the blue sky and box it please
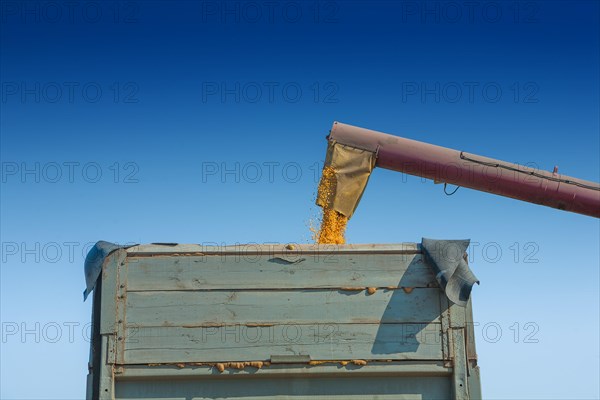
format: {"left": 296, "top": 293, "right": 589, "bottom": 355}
{"left": 1, "top": 1, "right": 599, "bottom": 399}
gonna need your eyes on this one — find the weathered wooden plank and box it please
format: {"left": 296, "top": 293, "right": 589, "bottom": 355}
{"left": 451, "top": 328, "right": 469, "bottom": 400}
{"left": 126, "top": 242, "right": 421, "bottom": 256}
{"left": 126, "top": 253, "right": 436, "bottom": 291}
{"left": 99, "top": 335, "right": 115, "bottom": 400}
{"left": 465, "top": 299, "right": 478, "bottom": 363}
{"left": 115, "top": 375, "right": 451, "bottom": 400}
{"left": 118, "top": 361, "right": 452, "bottom": 378}
{"left": 126, "top": 289, "right": 442, "bottom": 327}
{"left": 468, "top": 366, "right": 483, "bottom": 400}
{"left": 439, "top": 294, "right": 451, "bottom": 363}
{"left": 449, "top": 301, "right": 467, "bottom": 328}
{"left": 115, "top": 257, "right": 129, "bottom": 365}
{"left": 465, "top": 299, "right": 482, "bottom": 400}
{"left": 100, "top": 249, "right": 126, "bottom": 335}
{"left": 122, "top": 323, "right": 443, "bottom": 364}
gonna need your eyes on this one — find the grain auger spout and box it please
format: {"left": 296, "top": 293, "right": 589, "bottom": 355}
{"left": 317, "top": 121, "right": 600, "bottom": 220}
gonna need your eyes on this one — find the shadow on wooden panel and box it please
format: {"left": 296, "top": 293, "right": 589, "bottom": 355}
{"left": 371, "top": 255, "right": 446, "bottom": 356}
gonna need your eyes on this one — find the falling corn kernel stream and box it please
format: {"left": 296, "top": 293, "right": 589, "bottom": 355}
{"left": 315, "top": 166, "right": 348, "bottom": 244}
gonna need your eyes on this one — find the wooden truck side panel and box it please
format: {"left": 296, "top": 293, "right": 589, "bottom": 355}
{"left": 87, "top": 243, "right": 481, "bottom": 400}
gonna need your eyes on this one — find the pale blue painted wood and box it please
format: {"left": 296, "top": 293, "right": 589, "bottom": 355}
{"left": 89, "top": 243, "right": 481, "bottom": 399}
{"left": 125, "top": 243, "right": 421, "bottom": 256}
{"left": 451, "top": 328, "right": 469, "bottom": 399}
{"left": 125, "top": 253, "right": 436, "bottom": 291}
{"left": 439, "top": 294, "right": 451, "bottom": 362}
{"left": 118, "top": 361, "right": 452, "bottom": 378}
{"left": 99, "top": 335, "right": 114, "bottom": 400}
{"left": 466, "top": 299, "right": 482, "bottom": 400}
{"left": 122, "top": 323, "right": 443, "bottom": 364}
{"left": 115, "top": 375, "right": 451, "bottom": 400}
{"left": 96, "top": 250, "right": 125, "bottom": 400}
{"left": 125, "top": 288, "right": 442, "bottom": 327}
{"left": 99, "top": 249, "right": 124, "bottom": 335}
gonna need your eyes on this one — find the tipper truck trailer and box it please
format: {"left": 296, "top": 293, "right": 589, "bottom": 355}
{"left": 84, "top": 241, "right": 481, "bottom": 400}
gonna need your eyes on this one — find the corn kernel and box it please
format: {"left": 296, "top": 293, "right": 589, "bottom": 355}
{"left": 315, "top": 166, "right": 348, "bottom": 244}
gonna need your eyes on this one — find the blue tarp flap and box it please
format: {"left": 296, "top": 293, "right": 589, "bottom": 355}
{"left": 421, "top": 238, "right": 479, "bottom": 307}
{"left": 83, "top": 241, "right": 135, "bottom": 301}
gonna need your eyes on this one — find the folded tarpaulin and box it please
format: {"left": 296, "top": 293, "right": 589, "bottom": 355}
{"left": 83, "top": 241, "right": 137, "bottom": 301}
{"left": 421, "top": 238, "right": 479, "bottom": 307}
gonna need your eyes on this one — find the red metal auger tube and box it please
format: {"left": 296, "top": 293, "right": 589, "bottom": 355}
{"left": 329, "top": 122, "right": 600, "bottom": 218}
